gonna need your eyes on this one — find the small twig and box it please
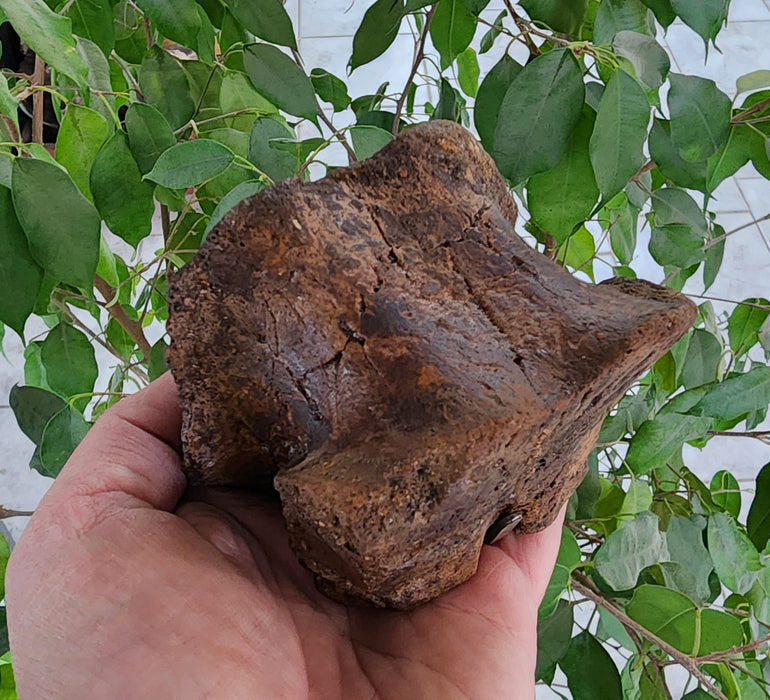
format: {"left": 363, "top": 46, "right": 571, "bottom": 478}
{"left": 291, "top": 48, "right": 357, "bottom": 165}
{"left": 685, "top": 634, "right": 770, "bottom": 665}
{"left": 0, "top": 505, "right": 35, "bottom": 519}
{"left": 144, "top": 17, "right": 153, "bottom": 50}
{"left": 58, "top": 0, "right": 76, "bottom": 14}
{"left": 708, "top": 430, "right": 770, "bottom": 442}
{"left": 50, "top": 298, "right": 150, "bottom": 384}
{"left": 32, "top": 55, "right": 46, "bottom": 145}
{"left": 393, "top": 5, "right": 437, "bottom": 135}
{"left": 111, "top": 54, "right": 145, "bottom": 101}
{"left": 731, "top": 96, "right": 770, "bottom": 124}
{"left": 94, "top": 275, "right": 153, "bottom": 359}
{"left": 160, "top": 204, "right": 171, "bottom": 245}
{"left": 572, "top": 573, "right": 729, "bottom": 700}
{"left": 705, "top": 213, "right": 770, "bottom": 249}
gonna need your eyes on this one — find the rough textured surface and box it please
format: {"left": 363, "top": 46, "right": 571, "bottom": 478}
{"left": 167, "top": 121, "right": 696, "bottom": 609}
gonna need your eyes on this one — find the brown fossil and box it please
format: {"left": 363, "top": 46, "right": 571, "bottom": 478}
{"left": 167, "top": 121, "right": 696, "bottom": 609}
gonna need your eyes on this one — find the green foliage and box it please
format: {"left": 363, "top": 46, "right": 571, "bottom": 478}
{"left": 1, "top": 1, "right": 769, "bottom": 696}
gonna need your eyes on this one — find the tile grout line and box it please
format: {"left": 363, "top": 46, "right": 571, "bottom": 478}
{"left": 734, "top": 179, "right": 770, "bottom": 259}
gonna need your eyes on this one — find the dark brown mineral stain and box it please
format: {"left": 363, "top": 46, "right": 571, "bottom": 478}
{"left": 167, "top": 121, "right": 696, "bottom": 609}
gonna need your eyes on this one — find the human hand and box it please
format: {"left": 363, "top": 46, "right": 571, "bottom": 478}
{"left": 7, "top": 374, "right": 566, "bottom": 699}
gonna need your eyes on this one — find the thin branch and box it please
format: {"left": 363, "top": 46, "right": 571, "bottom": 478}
{"left": 50, "top": 298, "right": 150, "bottom": 384}
{"left": 291, "top": 48, "right": 357, "bottom": 165}
{"left": 160, "top": 204, "right": 171, "bottom": 245}
{"left": 687, "top": 634, "right": 770, "bottom": 665}
{"left": 705, "top": 213, "right": 770, "bottom": 249}
{"left": 732, "top": 97, "right": 770, "bottom": 124}
{"left": 393, "top": 5, "right": 437, "bottom": 135}
{"left": 32, "top": 55, "right": 46, "bottom": 145}
{"left": 572, "top": 573, "right": 729, "bottom": 700}
{"left": 0, "top": 505, "right": 35, "bottom": 519}
{"left": 94, "top": 275, "right": 153, "bottom": 359}
{"left": 708, "top": 430, "right": 770, "bottom": 443}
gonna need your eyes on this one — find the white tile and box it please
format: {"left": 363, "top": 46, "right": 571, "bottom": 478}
{"left": 665, "top": 20, "right": 770, "bottom": 96}
{"left": 708, "top": 176, "right": 753, "bottom": 213}
{"left": 683, "top": 429, "right": 770, "bottom": 486}
{"left": 284, "top": 0, "right": 299, "bottom": 29}
{"left": 729, "top": 0, "right": 770, "bottom": 21}
{"left": 736, "top": 177, "right": 770, "bottom": 241}
{"left": 298, "top": 0, "right": 422, "bottom": 39}
{"left": 0, "top": 408, "right": 52, "bottom": 545}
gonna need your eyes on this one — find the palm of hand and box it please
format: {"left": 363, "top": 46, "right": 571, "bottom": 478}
{"left": 7, "top": 376, "right": 563, "bottom": 699}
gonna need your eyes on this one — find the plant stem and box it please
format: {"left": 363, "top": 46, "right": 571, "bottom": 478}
{"left": 32, "top": 55, "right": 46, "bottom": 145}
{"left": 393, "top": 5, "right": 437, "bottom": 135}
{"left": 291, "top": 48, "right": 358, "bottom": 164}
{"left": 94, "top": 275, "right": 153, "bottom": 359}
{"left": 50, "top": 297, "right": 150, "bottom": 384}
{"left": 0, "top": 506, "right": 35, "bottom": 519}
{"left": 572, "top": 573, "right": 729, "bottom": 700}
{"left": 731, "top": 96, "right": 770, "bottom": 124}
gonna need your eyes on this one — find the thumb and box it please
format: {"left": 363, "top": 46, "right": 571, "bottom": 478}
{"left": 40, "top": 373, "right": 187, "bottom": 526}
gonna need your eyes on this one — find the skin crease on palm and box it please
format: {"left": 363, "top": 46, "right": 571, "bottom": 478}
{"left": 6, "top": 373, "right": 566, "bottom": 700}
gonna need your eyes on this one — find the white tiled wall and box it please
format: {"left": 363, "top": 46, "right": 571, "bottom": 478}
{"left": 1, "top": 1, "right": 769, "bottom": 555}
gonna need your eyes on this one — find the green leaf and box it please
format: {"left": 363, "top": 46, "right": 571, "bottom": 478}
{"left": 539, "top": 528, "right": 580, "bottom": 619}
{"left": 668, "top": 73, "right": 732, "bottom": 162}
{"left": 9, "top": 385, "right": 66, "bottom": 445}
{"left": 39, "top": 406, "right": 90, "bottom": 477}
{"left": 204, "top": 181, "right": 263, "bottom": 237}
{"left": 145, "top": 139, "right": 234, "bottom": 189}
{"left": 747, "top": 463, "right": 770, "bottom": 551}
{"left": 310, "top": 69, "right": 351, "bottom": 112}
{"left": 648, "top": 187, "right": 708, "bottom": 268}
{"left": 519, "top": 0, "right": 588, "bottom": 34}
{"left": 474, "top": 54, "right": 521, "bottom": 153}
{"left": 612, "top": 31, "right": 670, "bottom": 90}
{"left": 708, "top": 512, "right": 763, "bottom": 594}
{"left": 710, "top": 470, "right": 741, "bottom": 519}
{"left": 536, "top": 600, "right": 573, "bottom": 682}
{"left": 40, "top": 322, "right": 98, "bottom": 403}
{"left": 727, "top": 299, "right": 770, "bottom": 357}
{"left": 665, "top": 515, "right": 714, "bottom": 604}
{"left": 560, "top": 631, "right": 622, "bottom": 700}
{"left": 134, "top": 0, "right": 200, "bottom": 48}
{"left": 55, "top": 103, "right": 109, "bottom": 201}
{"left": 91, "top": 132, "right": 155, "bottom": 247}
{"left": 706, "top": 125, "right": 752, "bottom": 193}
{"left": 626, "top": 585, "right": 743, "bottom": 655}
{"left": 593, "top": 0, "right": 653, "bottom": 45}
{"left": 595, "top": 511, "right": 667, "bottom": 590}
{"left": 558, "top": 226, "right": 596, "bottom": 281}
{"left": 430, "top": 0, "right": 477, "bottom": 69}
{"left": 248, "top": 117, "right": 297, "bottom": 183}
{"left": 457, "top": 48, "right": 480, "bottom": 98}
{"left": 619, "top": 479, "right": 653, "bottom": 522}
{"left": 590, "top": 69, "right": 649, "bottom": 199}
{"left": 690, "top": 366, "right": 770, "bottom": 421}
{"left": 479, "top": 10, "right": 505, "bottom": 53}
{"left": 670, "top": 0, "right": 728, "bottom": 46}
{"left": 349, "top": 125, "right": 394, "bottom": 161}
{"left": 244, "top": 44, "right": 317, "bottom": 122}
{"left": 528, "top": 107, "right": 599, "bottom": 244}
{"left": 0, "top": 187, "right": 43, "bottom": 336}
{"left": 350, "top": 0, "right": 405, "bottom": 71}
{"left": 494, "top": 49, "right": 584, "bottom": 186}
{"left": 138, "top": 46, "right": 196, "bottom": 131}
{"left": 639, "top": 0, "right": 676, "bottom": 27}
{"left": 125, "top": 103, "right": 177, "bottom": 175}
{"left": 0, "top": 74, "right": 18, "bottom": 132}
{"left": 67, "top": 0, "right": 115, "bottom": 57}
{"left": 147, "top": 339, "right": 169, "bottom": 382}
{"left": 649, "top": 119, "right": 707, "bottom": 192}
{"left": 737, "top": 70, "right": 770, "bottom": 94}
{"left": 432, "top": 78, "right": 460, "bottom": 122}
{"left": 608, "top": 201, "right": 639, "bottom": 265}
{"left": 0, "top": 0, "right": 88, "bottom": 92}
{"left": 12, "top": 158, "right": 100, "bottom": 290}
{"left": 228, "top": 0, "right": 296, "bottom": 48}
{"left": 626, "top": 414, "right": 711, "bottom": 475}
{"left": 680, "top": 329, "right": 721, "bottom": 389}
